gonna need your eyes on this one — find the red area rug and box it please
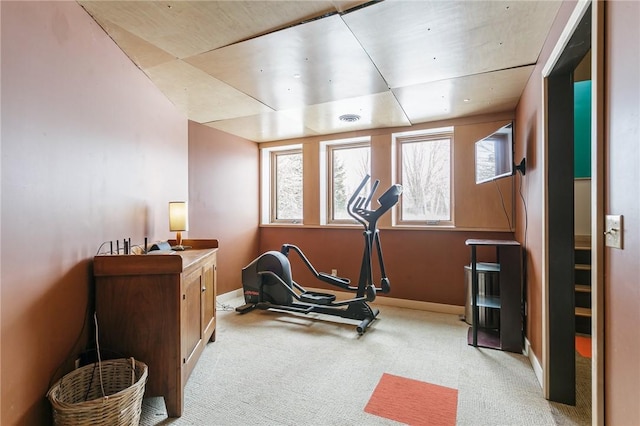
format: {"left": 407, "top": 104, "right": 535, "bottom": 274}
{"left": 364, "top": 373, "right": 458, "bottom": 426}
{"left": 575, "top": 335, "right": 592, "bottom": 358}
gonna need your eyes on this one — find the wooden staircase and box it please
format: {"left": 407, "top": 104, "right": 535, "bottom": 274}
{"left": 575, "top": 236, "right": 592, "bottom": 335}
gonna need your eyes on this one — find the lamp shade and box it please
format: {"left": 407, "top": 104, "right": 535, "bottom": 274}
{"left": 169, "top": 201, "right": 188, "bottom": 232}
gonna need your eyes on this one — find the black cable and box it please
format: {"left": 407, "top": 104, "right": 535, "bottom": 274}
{"left": 96, "top": 241, "right": 147, "bottom": 256}
{"left": 48, "top": 305, "right": 91, "bottom": 389}
{"left": 519, "top": 174, "right": 529, "bottom": 251}
{"left": 217, "top": 301, "right": 236, "bottom": 311}
{"left": 518, "top": 173, "right": 529, "bottom": 344}
{"left": 95, "top": 241, "right": 111, "bottom": 255}
{"left": 494, "top": 180, "right": 512, "bottom": 230}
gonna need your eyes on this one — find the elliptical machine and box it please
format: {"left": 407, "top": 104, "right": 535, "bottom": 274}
{"left": 236, "top": 175, "right": 402, "bottom": 334}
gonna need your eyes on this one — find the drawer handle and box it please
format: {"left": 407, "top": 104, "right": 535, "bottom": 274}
{"left": 202, "top": 287, "right": 206, "bottom": 293}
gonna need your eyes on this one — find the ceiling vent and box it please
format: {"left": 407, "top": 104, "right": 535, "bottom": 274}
{"left": 338, "top": 114, "right": 361, "bottom": 123}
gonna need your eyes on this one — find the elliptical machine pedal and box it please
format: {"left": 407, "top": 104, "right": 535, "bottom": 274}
{"left": 235, "top": 303, "right": 256, "bottom": 314}
{"left": 300, "top": 291, "right": 336, "bottom": 305}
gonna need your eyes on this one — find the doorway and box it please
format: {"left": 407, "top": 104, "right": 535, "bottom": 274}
{"left": 541, "top": 0, "right": 603, "bottom": 422}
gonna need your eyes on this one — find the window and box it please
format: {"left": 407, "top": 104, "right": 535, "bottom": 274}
{"left": 321, "top": 138, "right": 370, "bottom": 224}
{"left": 261, "top": 146, "right": 303, "bottom": 224}
{"left": 395, "top": 129, "right": 453, "bottom": 225}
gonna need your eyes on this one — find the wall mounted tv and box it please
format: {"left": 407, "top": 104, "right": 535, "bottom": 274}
{"left": 474, "top": 122, "right": 514, "bottom": 184}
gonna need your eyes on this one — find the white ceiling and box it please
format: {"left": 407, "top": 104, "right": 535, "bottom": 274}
{"left": 78, "top": 1, "right": 562, "bottom": 143}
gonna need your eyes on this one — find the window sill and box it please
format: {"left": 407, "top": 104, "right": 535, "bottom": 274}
{"left": 260, "top": 223, "right": 514, "bottom": 233}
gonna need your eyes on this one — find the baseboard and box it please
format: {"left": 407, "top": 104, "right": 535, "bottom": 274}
{"left": 307, "top": 287, "right": 465, "bottom": 315}
{"left": 374, "top": 295, "right": 464, "bottom": 315}
{"left": 525, "top": 337, "right": 544, "bottom": 388}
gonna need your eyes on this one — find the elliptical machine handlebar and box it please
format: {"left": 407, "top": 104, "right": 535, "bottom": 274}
{"left": 280, "top": 244, "right": 355, "bottom": 290}
{"left": 347, "top": 174, "right": 372, "bottom": 227}
{"left": 347, "top": 174, "right": 403, "bottom": 230}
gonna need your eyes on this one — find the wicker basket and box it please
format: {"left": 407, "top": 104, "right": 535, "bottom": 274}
{"left": 47, "top": 358, "right": 148, "bottom": 426}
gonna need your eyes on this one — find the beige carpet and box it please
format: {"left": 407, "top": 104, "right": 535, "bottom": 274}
{"left": 139, "top": 298, "right": 590, "bottom": 425}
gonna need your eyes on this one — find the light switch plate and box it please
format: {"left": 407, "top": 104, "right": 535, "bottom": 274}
{"left": 605, "top": 215, "right": 623, "bottom": 249}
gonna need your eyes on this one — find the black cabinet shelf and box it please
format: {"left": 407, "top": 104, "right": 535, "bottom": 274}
{"left": 465, "top": 239, "right": 523, "bottom": 353}
{"left": 477, "top": 295, "right": 501, "bottom": 309}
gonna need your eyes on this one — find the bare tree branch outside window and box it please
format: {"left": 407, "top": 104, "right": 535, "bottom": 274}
{"left": 332, "top": 145, "right": 370, "bottom": 221}
{"left": 401, "top": 137, "right": 451, "bottom": 221}
{"left": 275, "top": 151, "right": 302, "bottom": 221}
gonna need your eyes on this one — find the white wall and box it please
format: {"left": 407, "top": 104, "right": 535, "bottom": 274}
{"left": 574, "top": 178, "right": 592, "bottom": 236}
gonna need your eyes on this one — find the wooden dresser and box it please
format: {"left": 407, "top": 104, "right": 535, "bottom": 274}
{"left": 93, "top": 239, "right": 218, "bottom": 417}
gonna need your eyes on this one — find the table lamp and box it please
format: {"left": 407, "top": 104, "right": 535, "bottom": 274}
{"left": 169, "top": 201, "right": 188, "bottom": 250}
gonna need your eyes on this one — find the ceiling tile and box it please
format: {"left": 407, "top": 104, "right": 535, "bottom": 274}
{"left": 203, "top": 110, "right": 320, "bottom": 143}
{"left": 185, "top": 14, "right": 389, "bottom": 110}
{"left": 394, "top": 66, "right": 535, "bottom": 123}
{"left": 302, "top": 91, "right": 411, "bottom": 135}
{"left": 343, "top": 0, "right": 562, "bottom": 88}
{"left": 87, "top": 18, "right": 175, "bottom": 70}
{"left": 79, "top": 1, "right": 356, "bottom": 59}
{"left": 204, "top": 91, "right": 410, "bottom": 142}
{"left": 144, "top": 60, "right": 273, "bottom": 123}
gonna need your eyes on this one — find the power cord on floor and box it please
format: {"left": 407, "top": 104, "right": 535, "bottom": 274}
{"left": 217, "top": 301, "right": 236, "bottom": 311}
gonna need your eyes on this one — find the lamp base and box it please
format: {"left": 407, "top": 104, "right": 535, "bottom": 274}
{"left": 171, "top": 245, "right": 191, "bottom": 251}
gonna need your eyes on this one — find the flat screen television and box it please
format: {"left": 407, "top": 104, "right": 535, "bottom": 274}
{"left": 474, "top": 122, "right": 514, "bottom": 184}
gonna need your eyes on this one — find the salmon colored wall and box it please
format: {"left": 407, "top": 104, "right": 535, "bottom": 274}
{"left": 513, "top": 1, "right": 576, "bottom": 366}
{"left": 1, "top": 3, "right": 188, "bottom": 424}
{"left": 604, "top": 1, "right": 640, "bottom": 423}
{"left": 188, "top": 121, "right": 260, "bottom": 295}
{"left": 260, "top": 227, "right": 513, "bottom": 306}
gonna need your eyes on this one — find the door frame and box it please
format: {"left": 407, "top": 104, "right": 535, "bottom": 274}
{"left": 541, "top": 0, "right": 604, "bottom": 422}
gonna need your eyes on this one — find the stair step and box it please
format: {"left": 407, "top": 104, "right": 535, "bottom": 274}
{"left": 575, "top": 284, "right": 591, "bottom": 293}
{"left": 576, "top": 307, "right": 592, "bottom": 317}
{"left": 575, "top": 235, "right": 591, "bottom": 250}
{"left": 575, "top": 263, "right": 591, "bottom": 271}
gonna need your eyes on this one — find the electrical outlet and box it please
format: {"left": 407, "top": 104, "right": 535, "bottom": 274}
{"left": 331, "top": 269, "right": 337, "bottom": 277}
{"left": 605, "top": 215, "right": 623, "bottom": 249}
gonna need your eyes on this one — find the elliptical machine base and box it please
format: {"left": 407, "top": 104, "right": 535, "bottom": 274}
{"left": 237, "top": 249, "right": 380, "bottom": 334}
{"left": 254, "top": 299, "right": 379, "bottom": 336}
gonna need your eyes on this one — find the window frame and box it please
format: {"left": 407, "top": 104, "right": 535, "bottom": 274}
{"left": 261, "top": 145, "right": 303, "bottom": 225}
{"left": 320, "top": 137, "right": 371, "bottom": 225}
{"left": 394, "top": 128, "right": 454, "bottom": 227}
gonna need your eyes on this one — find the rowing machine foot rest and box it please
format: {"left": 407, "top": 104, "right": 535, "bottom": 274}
{"left": 300, "top": 291, "right": 336, "bottom": 305}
